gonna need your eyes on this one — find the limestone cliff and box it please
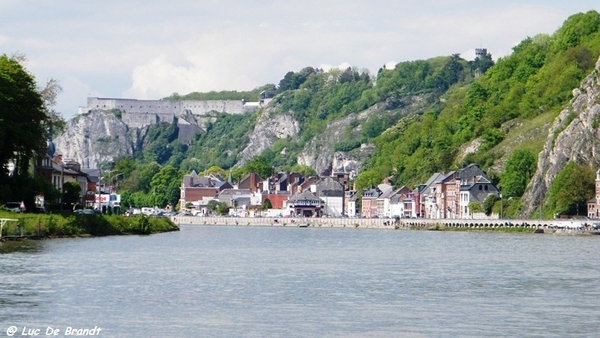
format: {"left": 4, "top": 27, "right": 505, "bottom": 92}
{"left": 236, "top": 92, "right": 438, "bottom": 175}
{"left": 236, "top": 104, "right": 300, "bottom": 167}
{"left": 520, "top": 56, "right": 600, "bottom": 216}
{"left": 53, "top": 110, "right": 141, "bottom": 168}
{"left": 54, "top": 108, "right": 205, "bottom": 168}
{"left": 297, "top": 94, "right": 436, "bottom": 175}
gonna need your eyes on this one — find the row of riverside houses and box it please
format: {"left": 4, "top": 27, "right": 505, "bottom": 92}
{"left": 179, "top": 170, "right": 352, "bottom": 217}
{"left": 179, "top": 163, "right": 501, "bottom": 219}
{"left": 5, "top": 135, "right": 113, "bottom": 212}
{"left": 32, "top": 148, "right": 115, "bottom": 212}
{"left": 32, "top": 153, "right": 98, "bottom": 210}
{"left": 361, "top": 164, "right": 500, "bottom": 219}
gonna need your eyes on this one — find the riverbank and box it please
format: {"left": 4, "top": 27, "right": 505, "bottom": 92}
{"left": 171, "top": 216, "right": 600, "bottom": 235}
{"left": 0, "top": 213, "right": 179, "bottom": 240}
{"left": 172, "top": 215, "right": 397, "bottom": 229}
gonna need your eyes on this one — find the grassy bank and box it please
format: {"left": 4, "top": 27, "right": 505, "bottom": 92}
{"left": 0, "top": 212, "right": 179, "bottom": 238}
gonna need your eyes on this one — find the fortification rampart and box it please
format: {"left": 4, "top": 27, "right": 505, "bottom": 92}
{"left": 78, "top": 96, "right": 261, "bottom": 130}
{"left": 79, "top": 97, "right": 258, "bottom": 117}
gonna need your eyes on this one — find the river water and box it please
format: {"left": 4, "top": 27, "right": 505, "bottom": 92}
{"left": 1, "top": 225, "right": 599, "bottom": 337}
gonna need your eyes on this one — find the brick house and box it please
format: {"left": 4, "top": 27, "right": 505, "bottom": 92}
{"left": 179, "top": 170, "right": 232, "bottom": 210}
{"left": 361, "top": 187, "right": 381, "bottom": 218}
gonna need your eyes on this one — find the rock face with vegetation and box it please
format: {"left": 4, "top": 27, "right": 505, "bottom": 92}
{"left": 297, "top": 94, "right": 435, "bottom": 175}
{"left": 54, "top": 110, "right": 141, "bottom": 168}
{"left": 521, "top": 56, "right": 600, "bottom": 216}
{"left": 237, "top": 105, "right": 300, "bottom": 167}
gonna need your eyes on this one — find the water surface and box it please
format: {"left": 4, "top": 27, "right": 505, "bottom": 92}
{"left": 1, "top": 226, "right": 599, "bottom": 337}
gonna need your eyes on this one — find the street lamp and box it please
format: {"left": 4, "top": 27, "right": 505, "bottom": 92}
{"left": 104, "top": 170, "right": 120, "bottom": 193}
{"left": 60, "top": 160, "right": 64, "bottom": 212}
{"left": 500, "top": 190, "right": 503, "bottom": 220}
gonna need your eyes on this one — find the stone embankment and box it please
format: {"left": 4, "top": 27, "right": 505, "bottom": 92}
{"left": 171, "top": 216, "right": 396, "bottom": 229}
{"left": 171, "top": 216, "right": 600, "bottom": 234}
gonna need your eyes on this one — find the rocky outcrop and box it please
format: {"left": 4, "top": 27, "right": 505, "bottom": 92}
{"left": 54, "top": 110, "right": 141, "bottom": 168}
{"left": 298, "top": 94, "right": 436, "bottom": 175}
{"left": 297, "top": 105, "right": 379, "bottom": 175}
{"left": 54, "top": 109, "right": 205, "bottom": 168}
{"left": 236, "top": 104, "right": 300, "bottom": 166}
{"left": 520, "top": 57, "right": 600, "bottom": 216}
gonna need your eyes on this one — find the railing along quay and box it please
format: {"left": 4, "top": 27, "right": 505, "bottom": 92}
{"left": 400, "top": 218, "right": 600, "bottom": 233}
{"left": 171, "top": 216, "right": 396, "bottom": 229}
{"left": 171, "top": 216, "right": 600, "bottom": 233}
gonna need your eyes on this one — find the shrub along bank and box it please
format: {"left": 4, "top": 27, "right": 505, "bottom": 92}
{"left": 0, "top": 212, "right": 179, "bottom": 238}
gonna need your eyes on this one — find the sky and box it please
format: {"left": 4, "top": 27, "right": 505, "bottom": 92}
{"left": 1, "top": 1, "right": 599, "bottom": 119}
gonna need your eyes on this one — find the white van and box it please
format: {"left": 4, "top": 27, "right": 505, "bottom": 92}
{"left": 141, "top": 207, "right": 154, "bottom": 215}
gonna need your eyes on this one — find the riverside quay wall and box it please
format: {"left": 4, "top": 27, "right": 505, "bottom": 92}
{"left": 171, "top": 216, "right": 396, "bottom": 229}
{"left": 170, "top": 216, "right": 598, "bottom": 232}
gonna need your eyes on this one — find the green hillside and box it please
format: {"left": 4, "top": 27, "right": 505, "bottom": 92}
{"left": 104, "top": 10, "right": 600, "bottom": 215}
{"left": 357, "top": 10, "right": 600, "bottom": 188}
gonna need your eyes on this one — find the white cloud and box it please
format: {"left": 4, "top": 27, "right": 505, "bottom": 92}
{"left": 1, "top": 0, "right": 598, "bottom": 120}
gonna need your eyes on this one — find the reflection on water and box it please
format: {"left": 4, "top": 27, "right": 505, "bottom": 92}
{"left": 1, "top": 227, "right": 599, "bottom": 337}
{"left": 0, "top": 240, "right": 49, "bottom": 323}
{"left": 0, "top": 240, "right": 43, "bottom": 254}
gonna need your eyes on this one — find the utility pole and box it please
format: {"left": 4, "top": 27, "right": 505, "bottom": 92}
{"left": 60, "top": 161, "right": 64, "bottom": 212}
{"left": 500, "top": 190, "right": 503, "bottom": 220}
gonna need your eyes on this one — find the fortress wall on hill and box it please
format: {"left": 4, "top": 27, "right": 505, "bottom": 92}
{"left": 121, "top": 112, "right": 161, "bottom": 129}
{"left": 81, "top": 97, "right": 250, "bottom": 117}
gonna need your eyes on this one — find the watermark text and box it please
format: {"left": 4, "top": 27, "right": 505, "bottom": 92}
{"left": 5, "top": 326, "right": 103, "bottom": 336}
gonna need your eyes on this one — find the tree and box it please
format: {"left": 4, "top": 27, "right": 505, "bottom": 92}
{"left": 244, "top": 155, "right": 274, "bottom": 179}
{"left": 206, "top": 165, "right": 227, "bottom": 177}
{"left": 216, "top": 202, "right": 229, "bottom": 215}
{"left": 63, "top": 181, "right": 82, "bottom": 209}
{"left": 285, "top": 164, "right": 317, "bottom": 177}
{"left": 547, "top": 162, "right": 595, "bottom": 216}
{"left": 0, "top": 54, "right": 47, "bottom": 179}
{"left": 38, "top": 77, "right": 66, "bottom": 135}
{"left": 149, "top": 165, "right": 182, "bottom": 207}
{"left": 207, "top": 200, "right": 229, "bottom": 215}
{"left": 468, "top": 202, "right": 484, "bottom": 214}
{"left": 501, "top": 150, "right": 537, "bottom": 198}
{"left": 261, "top": 198, "right": 273, "bottom": 210}
{"left": 483, "top": 194, "right": 501, "bottom": 216}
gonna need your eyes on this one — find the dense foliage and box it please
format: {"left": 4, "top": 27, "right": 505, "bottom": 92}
{"left": 184, "top": 112, "right": 257, "bottom": 171}
{"left": 0, "top": 54, "right": 64, "bottom": 208}
{"left": 164, "top": 84, "right": 276, "bottom": 102}
{"left": 501, "top": 149, "right": 537, "bottom": 198}
{"left": 546, "top": 162, "right": 595, "bottom": 217}
{"left": 0, "top": 212, "right": 179, "bottom": 237}
{"left": 355, "top": 10, "right": 600, "bottom": 191}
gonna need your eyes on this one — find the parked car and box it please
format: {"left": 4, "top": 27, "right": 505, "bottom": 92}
{"left": 4, "top": 202, "right": 21, "bottom": 213}
{"left": 566, "top": 222, "right": 584, "bottom": 230}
